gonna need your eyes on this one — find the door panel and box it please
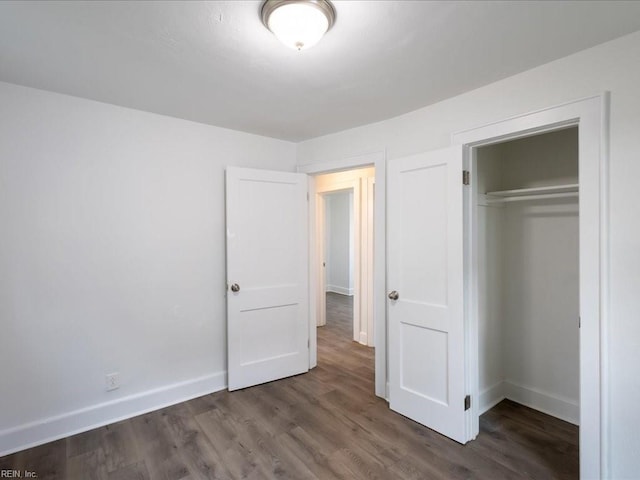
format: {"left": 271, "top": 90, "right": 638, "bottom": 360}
{"left": 387, "top": 146, "right": 466, "bottom": 443}
{"left": 226, "top": 167, "right": 309, "bottom": 391}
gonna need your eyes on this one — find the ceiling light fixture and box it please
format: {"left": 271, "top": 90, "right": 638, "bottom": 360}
{"left": 261, "top": 0, "right": 336, "bottom": 51}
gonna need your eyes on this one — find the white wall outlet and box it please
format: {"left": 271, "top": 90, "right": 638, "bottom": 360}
{"left": 105, "top": 372, "right": 120, "bottom": 391}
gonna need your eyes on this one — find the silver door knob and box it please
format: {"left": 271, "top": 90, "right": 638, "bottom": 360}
{"left": 230, "top": 283, "right": 240, "bottom": 293}
{"left": 388, "top": 290, "right": 399, "bottom": 301}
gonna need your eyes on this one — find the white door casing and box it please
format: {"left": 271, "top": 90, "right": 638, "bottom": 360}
{"left": 315, "top": 191, "right": 327, "bottom": 328}
{"left": 452, "top": 93, "right": 609, "bottom": 478}
{"left": 226, "top": 167, "right": 309, "bottom": 391}
{"left": 363, "top": 176, "right": 375, "bottom": 347}
{"left": 387, "top": 145, "right": 467, "bottom": 443}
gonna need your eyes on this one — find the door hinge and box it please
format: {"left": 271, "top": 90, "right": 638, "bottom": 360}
{"left": 307, "top": 192, "right": 309, "bottom": 201}
{"left": 464, "top": 395, "right": 471, "bottom": 411}
{"left": 579, "top": 316, "right": 581, "bottom": 328}
{"left": 307, "top": 339, "right": 310, "bottom": 349}
{"left": 462, "top": 170, "right": 470, "bottom": 186}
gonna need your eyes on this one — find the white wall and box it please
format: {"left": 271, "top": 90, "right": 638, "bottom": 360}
{"left": 0, "top": 81, "right": 296, "bottom": 454}
{"left": 297, "top": 31, "right": 640, "bottom": 478}
{"left": 325, "top": 191, "right": 353, "bottom": 295}
{"left": 503, "top": 200, "right": 579, "bottom": 420}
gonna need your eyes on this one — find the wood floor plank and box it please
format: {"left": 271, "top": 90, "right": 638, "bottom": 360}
{"left": 106, "top": 460, "right": 150, "bottom": 480}
{"left": 67, "top": 426, "right": 105, "bottom": 458}
{"left": 234, "top": 420, "right": 317, "bottom": 480}
{"left": 0, "top": 292, "right": 578, "bottom": 479}
{"left": 272, "top": 428, "right": 334, "bottom": 480}
{"left": 195, "top": 408, "right": 263, "bottom": 479}
{"left": 327, "top": 445, "right": 391, "bottom": 480}
{"left": 22, "top": 439, "right": 67, "bottom": 480}
{"left": 130, "top": 410, "right": 190, "bottom": 480}
{"left": 66, "top": 449, "right": 109, "bottom": 480}
{"left": 471, "top": 406, "right": 578, "bottom": 479}
{"left": 161, "top": 402, "right": 233, "bottom": 480}
{"left": 485, "top": 399, "right": 579, "bottom": 446}
{"left": 103, "top": 421, "right": 141, "bottom": 473}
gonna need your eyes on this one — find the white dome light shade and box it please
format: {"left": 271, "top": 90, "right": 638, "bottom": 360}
{"left": 262, "top": 1, "right": 336, "bottom": 51}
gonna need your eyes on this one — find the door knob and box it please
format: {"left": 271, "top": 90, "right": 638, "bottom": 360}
{"left": 230, "top": 283, "right": 240, "bottom": 293}
{"left": 388, "top": 290, "right": 399, "bottom": 301}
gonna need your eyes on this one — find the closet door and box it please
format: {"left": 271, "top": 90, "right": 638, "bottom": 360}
{"left": 387, "top": 145, "right": 466, "bottom": 443}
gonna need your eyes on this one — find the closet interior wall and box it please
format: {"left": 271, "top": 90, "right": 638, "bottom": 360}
{"left": 477, "top": 127, "right": 580, "bottom": 425}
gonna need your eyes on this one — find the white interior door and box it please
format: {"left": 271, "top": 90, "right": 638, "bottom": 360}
{"left": 226, "top": 167, "right": 309, "bottom": 391}
{"left": 387, "top": 145, "right": 467, "bottom": 443}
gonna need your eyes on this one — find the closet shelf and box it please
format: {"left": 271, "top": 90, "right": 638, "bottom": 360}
{"left": 483, "top": 183, "right": 578, "bottom": 204}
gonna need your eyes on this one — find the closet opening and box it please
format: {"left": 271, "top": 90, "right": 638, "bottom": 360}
{"left": 474, "top": 126, "right": 580, "bottom": 476}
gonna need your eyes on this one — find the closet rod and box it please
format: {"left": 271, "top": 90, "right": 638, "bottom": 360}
{"left": 485, "top": 191, "right": 578, "bottom": 204}
{"left": 485, "top": 183, "right": 578, "bottom": 197}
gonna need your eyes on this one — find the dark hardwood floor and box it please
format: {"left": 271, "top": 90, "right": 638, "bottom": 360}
{"left": 0, "top": 292, "right": 578, "bottom": 479}
{"left": 325, "top": 291, "right": 353, "bottom": 340}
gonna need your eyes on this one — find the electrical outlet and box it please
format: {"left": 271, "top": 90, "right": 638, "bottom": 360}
{"left": 106, "top": 372, "right": 120, "bottom": 391}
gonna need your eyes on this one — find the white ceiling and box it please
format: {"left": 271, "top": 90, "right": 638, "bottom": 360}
{"left": 1, "top": 1, "right": 640, "bottom": 142}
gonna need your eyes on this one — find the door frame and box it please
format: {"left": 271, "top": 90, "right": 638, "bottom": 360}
{"left": 452, "top": 93, "right": 610, "bottom": 479}
{"left": 299, "top": 151, "right": 387, "bottom": 399}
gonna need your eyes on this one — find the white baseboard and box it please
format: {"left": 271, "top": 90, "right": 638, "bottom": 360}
{"left": 359, "top": 331, "right": 368, "bottom": 345}
{"left": 504, "top": 380, "right": 579, "bottom": 425}
{"left": 0, "top": 371, "right": 227, "bottom": 457}
{"left": 479, "top": 380, "right": 579, "bottom": 425}
{"left": 479, "top": 381, "right": 506, "bottom": 415}
{"left": 326, "top": 285, "right": 354, "bottom": 296}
